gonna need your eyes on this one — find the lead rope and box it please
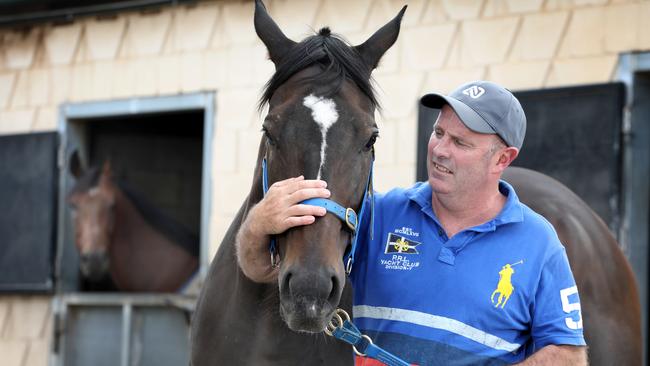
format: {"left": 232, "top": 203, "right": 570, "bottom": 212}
{"left": 325, "top": 309, "right": 410, "bottom": 366}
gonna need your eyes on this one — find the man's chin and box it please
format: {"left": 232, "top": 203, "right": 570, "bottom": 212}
{"left": 428, "top": 176, "right": 452, "bottom": 192}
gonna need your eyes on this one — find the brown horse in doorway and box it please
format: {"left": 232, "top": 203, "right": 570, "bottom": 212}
{"left": 67, "top": 152, "right": 199, "bottom": 292}
{"left": 504, "top": 167, "right": 642, "bottom": 365}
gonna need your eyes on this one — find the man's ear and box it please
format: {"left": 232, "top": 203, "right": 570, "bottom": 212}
{"left": 493, "top": 146, "right": 519, "bottom": 174}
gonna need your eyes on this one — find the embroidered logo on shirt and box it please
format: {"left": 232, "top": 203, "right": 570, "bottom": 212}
{"left": 490, "top": 260, "right": 524, "bottom": 309}
{"left": 394, "top": 226, "right": 420, "bottom": 237}
{"left": 384, "top": 233, "right": 421, "bottom": 254}
{"left": 380, "top": 233, "right": 422, "bottom": 271}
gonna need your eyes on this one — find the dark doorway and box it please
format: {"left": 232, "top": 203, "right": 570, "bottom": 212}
{"left": 60, "top": 109, "right": 205, "bottom": 292}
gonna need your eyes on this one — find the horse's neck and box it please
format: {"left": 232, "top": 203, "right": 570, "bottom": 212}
{"left": 109, "top": 189, "right": 194, "bottom": 291}
{"left": 112, "top": 190, "right": 163, "bottom": 250}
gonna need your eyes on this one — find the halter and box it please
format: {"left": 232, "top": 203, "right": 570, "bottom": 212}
{"left": 261, "top": 150, "right": 374, "bottom": 275}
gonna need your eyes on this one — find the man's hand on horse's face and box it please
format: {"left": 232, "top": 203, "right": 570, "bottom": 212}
{"left": 254, "top": 176, "right": 330, "bottom": 235}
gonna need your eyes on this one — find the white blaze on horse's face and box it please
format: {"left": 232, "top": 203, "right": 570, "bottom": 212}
{"left": 303, "top": 94, "right": 339, "bottom": 179}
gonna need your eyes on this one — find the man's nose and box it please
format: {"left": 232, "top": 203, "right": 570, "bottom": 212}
{"left": 431, "top": 137, "right": 451, "bottom": 159}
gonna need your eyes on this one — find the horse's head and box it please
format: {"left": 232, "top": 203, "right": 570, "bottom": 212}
{"left": 254, "top": 0, "right": 405, "bottom": 332}
{"left": 67, "top": 152, "right": 117, "bottom": 282}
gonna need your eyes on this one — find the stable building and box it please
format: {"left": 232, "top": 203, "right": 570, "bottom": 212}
{"left": 0, "top": 0, "right": 648, "bottom": 365}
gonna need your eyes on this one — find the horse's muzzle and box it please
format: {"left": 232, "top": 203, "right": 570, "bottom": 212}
{"left": 79, "top": 251, "right": 110, "bottom": 281}
{"left": 278, "top": 266, "right": 342, "bottom": 333}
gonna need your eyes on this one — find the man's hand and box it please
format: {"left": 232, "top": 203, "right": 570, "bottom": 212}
{"left": 251, "top": 176, "right": 330, "bottom": 234}
{"left": 236, "top": 176, "right": 330, "bottom": 283}
{"left": 515, "top": 345, "right": 587, "bottom": 365}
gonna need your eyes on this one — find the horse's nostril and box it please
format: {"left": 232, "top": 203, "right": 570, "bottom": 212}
{"left": 329, "top": 275, "right": 339, "bottom": 302}
{"left": 281, "top": 271, "right": 292, "bottom": 295}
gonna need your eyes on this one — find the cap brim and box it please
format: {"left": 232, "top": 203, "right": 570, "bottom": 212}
{"left": 420, "top": 93, "right": 495, "bottom": 134}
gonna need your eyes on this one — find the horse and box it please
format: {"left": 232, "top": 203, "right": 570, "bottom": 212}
{"left": 190, "top": 1, "right": 405, "bottom": 364}
{"left": 504, "top": 167, "right": 642, "bottom": 365}
{"left": 67, "top": 151, "right": 199, "bottom": 292}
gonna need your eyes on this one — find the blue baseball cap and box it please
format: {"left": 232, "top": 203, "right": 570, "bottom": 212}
{"left": 420, "top": 80, "right": 526, "bottom": 149}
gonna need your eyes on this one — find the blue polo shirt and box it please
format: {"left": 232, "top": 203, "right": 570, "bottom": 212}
{"left": 350, "top": 181, "right": 585, "bottom": 365}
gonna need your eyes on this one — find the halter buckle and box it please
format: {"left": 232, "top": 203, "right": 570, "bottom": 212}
{"left": 345, "top": 207, "right": 357, "bottom": 231}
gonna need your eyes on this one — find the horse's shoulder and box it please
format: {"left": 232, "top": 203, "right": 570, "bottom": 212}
{"left": 503, "top": 166, "right": 619, "bottom": 265}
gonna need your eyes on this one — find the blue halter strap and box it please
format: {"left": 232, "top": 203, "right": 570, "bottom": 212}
{"left": 261, "top": 154, "right": 374, "bottom": 274}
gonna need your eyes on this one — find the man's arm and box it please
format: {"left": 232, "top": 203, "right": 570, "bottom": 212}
{"left": 514, "top": 345, "right": 587, "bottom": 366}
{"left": 235, "top": 176, "right": 330, "bottom": 283}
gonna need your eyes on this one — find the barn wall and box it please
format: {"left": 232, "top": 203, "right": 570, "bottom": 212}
{"left": 0, "top": 296, "right": 51, "bottom": 366}
{"left": 0, "top": 1, "right": 648, "bottom": 364}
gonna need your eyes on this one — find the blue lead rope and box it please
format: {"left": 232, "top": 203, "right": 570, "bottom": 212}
{"left": 326, "top": 309, "right": 410, "bottom": 366}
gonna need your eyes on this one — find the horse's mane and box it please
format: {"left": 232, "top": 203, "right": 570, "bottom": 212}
{"left": 118, "top": 181, "right": 200, "bottom": 258}
{"left": 259, "top": 27, "right": 378, "bottom": 109}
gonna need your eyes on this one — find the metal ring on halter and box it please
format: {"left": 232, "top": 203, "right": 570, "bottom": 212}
{"left": 335, "top": 308, "right": 351, "bottom": 322}
{"left": 270, "top": 251, "right": 279, "bottom": 268}
{"left": 324, "top": 312, "right": 343, "bottom": 336}
{"left": 352, "top": 334, "right": 374, "bottom": 357}
{"left": 346, "top": 256, "right": 353, "bottom": 274}
{"left": 324, "top": 309, "right": 351, "bottom": 336}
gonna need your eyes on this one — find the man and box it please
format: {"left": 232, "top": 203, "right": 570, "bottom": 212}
{"left": 236, "top": 81, "right": 587, "bottom": 365}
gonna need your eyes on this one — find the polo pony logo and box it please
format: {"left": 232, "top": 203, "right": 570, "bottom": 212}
{"left": 463, "top": 85, "right": 485, "bottom": 99}
{"left": 490, "top": 260, "right": 524, "bottom": 309}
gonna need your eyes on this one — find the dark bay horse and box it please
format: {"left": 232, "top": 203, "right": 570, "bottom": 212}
{"left": 67, "top": 152, "right": 199, "bottom": 292}
{"left": 190, "top": 1, "right": 405, "bottom": 364}
{"left": 504, "top": 167, "right": 641, "bottom": 365}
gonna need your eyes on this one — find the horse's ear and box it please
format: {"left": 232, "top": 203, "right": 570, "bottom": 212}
{"left": 69, "top": 150, "right": 85, "bottom": 179}
{"left": 355, "top": 5, "right": 407, "bottom": 70}
{"left": 254, "top": 0, "right": 296, "bottom": 66}
{"left": 100, "top": 160, "right": 112, "bottom": 185}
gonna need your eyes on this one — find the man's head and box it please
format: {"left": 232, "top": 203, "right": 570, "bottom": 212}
{"left": 421, "top": 81, "right": 526, "bottom": 197}
{"left": 421, "top": 80, "right": 526, "bottom": 150}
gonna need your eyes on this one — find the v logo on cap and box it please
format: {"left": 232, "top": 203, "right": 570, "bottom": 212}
{"left": 463, "top": 85, "right": 485, "bottom": 99}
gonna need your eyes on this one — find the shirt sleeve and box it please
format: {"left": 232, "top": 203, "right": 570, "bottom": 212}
{"left": 531, "top": 247, "right": 587, "bottom": 350}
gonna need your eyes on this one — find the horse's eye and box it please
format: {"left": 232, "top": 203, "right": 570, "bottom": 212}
{"left": 262, "top": 127, "right": 276, "bottom": 146}
{"left": 364, "top": 133, "right": 378, "bottom": 151}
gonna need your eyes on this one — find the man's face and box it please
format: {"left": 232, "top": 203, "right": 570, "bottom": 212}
{"left": 426, "top": 105, "right": 501, "bottom": 196}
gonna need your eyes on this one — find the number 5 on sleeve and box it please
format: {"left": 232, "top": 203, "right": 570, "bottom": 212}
{"left": 560, "top": 286, "right": 583, "bottom": 330}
